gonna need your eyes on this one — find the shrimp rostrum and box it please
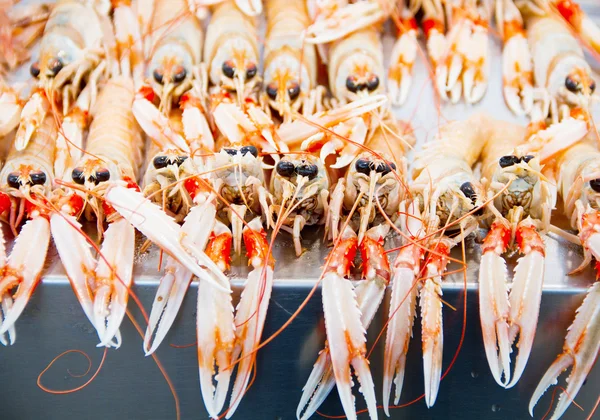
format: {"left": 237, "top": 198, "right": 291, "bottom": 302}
{"left": 529, "top": 137, "right": 600, "bottom": 420}
{"left": 477, "top": 115, "right": 555, "bottom": 388}
{"left": 390, "top": 115, "right": 486, "bottom": 408}
{"left": 0, "top": 114, "right": 57, "bottom": 345}
{"left": 298, "top": 123, "right": 408, "bottom": 420}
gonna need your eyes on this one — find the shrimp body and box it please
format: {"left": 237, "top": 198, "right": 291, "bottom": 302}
{"left": 263, "top": 0, "right": 320, "bottom": 120}
{"left": 0, "top": 114, "right": 57, "bottom": 345}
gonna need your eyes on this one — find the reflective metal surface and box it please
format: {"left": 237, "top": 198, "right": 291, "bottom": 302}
{"left": 2, "top": 4, "right": 600, "bottom": 420}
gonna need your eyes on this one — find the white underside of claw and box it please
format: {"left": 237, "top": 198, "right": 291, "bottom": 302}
{"left": 383, "top": 265, "right": 418, "bottom": 415}
{"left": 502, "top": 34, "right": 533, "bottom": 115}
{"left": 0, "top": 88, "right": 23, "bottom": 137}
{"left": 321, "top": 271, "right": 377, "bottom": 420}
{"left": 226, "top": 265, "right": 274, "bottom": 418}
{"left": 132, "top": 96, "right": 190, "bottom": 153}
{"left": 106, "top": 186, "right": 231, "bottom": 293}
{"left": 505, "top": 250, "right": 544, "bottom": 388}
{"left": 529, "top": 282, "right": 600, "bottom": 420}
{"left": 50, "top": 213, "right": 97, "bottom": 327}
{"left": 15, "top": 92, "right": 48, "bottom": 151}
{"left": 420, "top": 269, "right": 443, "bottom": 408}
{"left": 0, "top": 217, "right": 50, "bottom": 337}
{"left": 93, "top": 219, "right": 135, "bottom": 348}
{"left": 479, "top": 251, "right": 511, "bottom": 387}
{"left": 387, "top": 31, "right": 417, "bottom": 106}
{"left": 533, "top": 118, "right": 588, "bottom": 162}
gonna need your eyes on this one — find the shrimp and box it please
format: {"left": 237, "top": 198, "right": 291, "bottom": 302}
{"left": 392, "top": 115, "right": 485, "bottom": 408}
{"left": 14, "top": 0, "right": 115, "bottom": 163}
{"left": 476, "top": 115, "right": 555, "bottom": 388}
{"left": 133, "top": 0, "right": 214, "bottom": 154}
{"left": 297, "top": 123, "right": 408, "bottom": 420}
{"left": 0, "top": 114, "right": 57, "bottom": 344}
{"left": 262, "top": 0, "right": 324, "bottom": 122}
{"left": 529, "top": 137, "right": 600, "bottom": 420}
{"left": 502, "top": 4, "right": 597, "bottom": 123}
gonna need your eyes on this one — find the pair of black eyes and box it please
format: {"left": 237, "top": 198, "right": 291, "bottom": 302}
{"left": 153, "top": 155, "right": 188, "bottom": 169}
{"left": 224, "top": 146, "right": 258, "bottom": 158}
{"left": 30, "top": 59, "right": 63, "bottom": 78}
{"left": 153, "top": 68, "right": 187, "bottom": 85}
{"left": 71, "top": 168, "right": 110, "bottom": 185}
{"left": 354, "top": 158, "right": 395, "bottom": 175}
{"left": 499, "top": 155, "right": 534, "bottom": 168}
{"left": 222, "top": 61, "right": 257, "bottom": 80}
{"left": 266, "top": 83, "right": 301, "bottom": 101}
{"left": 276, "top": 161, "right": 318, "bottom": 179}
{"left": 565, "top": 76, "right": 596, "bottom": 93}
{"left": 7, "top": 171, "right": 46, "bottom": 188}
{"left": 346, "top": 75, "right": 379, "bottom": 93}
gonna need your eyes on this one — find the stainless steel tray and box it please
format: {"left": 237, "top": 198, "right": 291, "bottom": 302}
{"left": 2, "top": 4, "right": 600, "bottom": 420}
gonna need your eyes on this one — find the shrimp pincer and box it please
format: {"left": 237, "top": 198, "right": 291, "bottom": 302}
{"left": 477, "top": 115, "right": 555, "bottom": 388}
{"left": 0, "top": 114, "right": 57, "bottom": 345}
{"left": 529, "top": 137, "right": 600, "bottom": 420}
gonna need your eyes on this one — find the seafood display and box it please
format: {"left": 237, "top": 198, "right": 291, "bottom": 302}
{"left": 0, "top": 0, "right": 599, "bottom": 419}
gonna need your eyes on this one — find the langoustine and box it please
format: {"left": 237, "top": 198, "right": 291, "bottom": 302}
{"left": 529, "top": 136, "right": 600, "bottom": 420}
{"left": 297, "top": 121, "right": 409, "bottom": 420}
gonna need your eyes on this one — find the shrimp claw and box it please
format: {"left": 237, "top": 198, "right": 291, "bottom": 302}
{"left": 0, "top": 216, "right": 50, "bottom": 341}
{"left": 320, "top": 226, "right": 377, "bottom": 420}
{"left": 528, "top": 282, "right": 600, "bottom": 420}
{"left": 226, "top": 218, "right": 274, "bottom": 418}
{"left": 479, "top": 220, "right": 545, "bottom": 387}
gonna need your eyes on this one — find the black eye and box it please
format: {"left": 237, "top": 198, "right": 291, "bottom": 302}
{"left": 49, "top": 58, "right": 63, "bottom": 76}
{"left": 266, "top": 83, "right": 278, "bottom": 100}
{"left": 590, "top": 179, "right": 600, "bottom": 192}
{"left": 175, "top": 155, "right": 188, "bottom": 166}
{"left": 240, "top": 145, "right": 258, "bottom": 157}
{"left": 7, "top": 173, "right": 20, "bottom": 189}
{"left": 390, "top": 162, "right": 397, "bottom": 170}
{"left": 153, "top": 155, "right": 168, "bottom": 169}
{"left": 288, "top": 82, "right": 300, "bottom": 100}
{"left": 499, "top": 155, "right": 520, "bottom": 168}
{"left": 72, "top": 167, "right": 85, "bottom": 184}
{"left": 30, "top": 62, "right": 40, "bottom": 78}
{"left": 222, "top": 60, "right": 235, "bottom": 78}
{"left": 172, "top": 68, "right": 187, "bottom": 84}
{"left": 295, "top": 164, "right": 318, "bottom": 179}
{"left": 276, "top": 160, "right": 295, "bottom": 177}
{"left": 522, "top": 155, "right": 534, "bottom": 163}
{"left": 224, "top": 148, "right": 238, "bottom": 156}
{"left": 565, "top": 76, "right": 579, "bottom": 93}
{"left": 346, "top": 76, "right": 359, "bottom": 93}
{"left": 30, "top": 171, "right": 46, "bottom": 185}
{"left": 153, "top": 69, "right": 164, "bottom": 84}
{"left": 246, "top": 64, "right": 257, "bottom": 80}
{"left": 366, "top": 75, "right": 379, "bottom": 92}
{"left": 93, "top": 169, "right": 110, "bottom": 184}
{"left": 376, "top": 162, "right": 391, "bottom": 175}
{"left": 590, "top": 80, "right": 596, "bottom": 93}
{"left": 460, "top": 181, "right": 477, "bottom": 203}
{"left": 355, "top": 158, "right": 371, "bottom": 175}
